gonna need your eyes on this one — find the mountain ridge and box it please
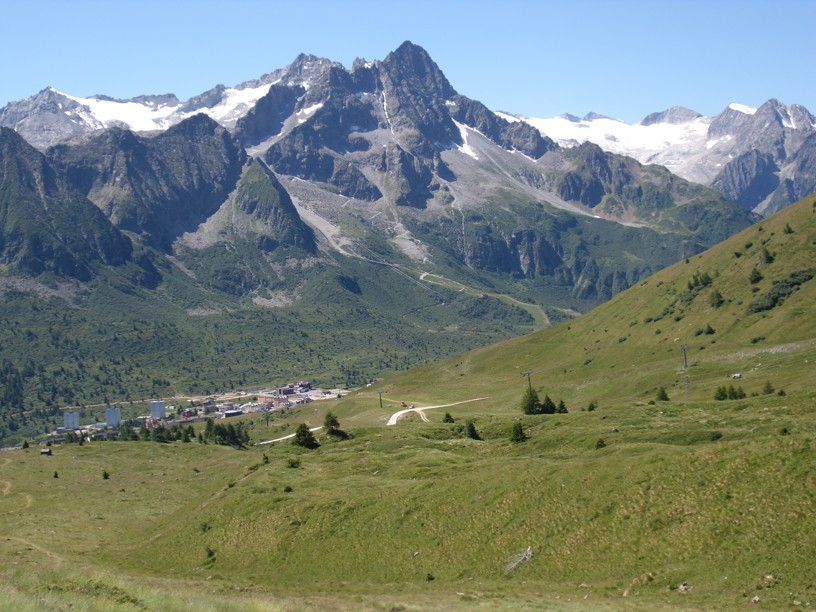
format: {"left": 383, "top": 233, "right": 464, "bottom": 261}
{"left": 522, "top": 98, "right": 816, "bottom": 215}
{"left": 1, "top": 43, "right": 811, "bottom": 216}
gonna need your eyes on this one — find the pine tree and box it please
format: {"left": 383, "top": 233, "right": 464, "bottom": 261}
{"left": 510, "top": 421, "right": 527, "bottom": 443}
{"left": 540, "top": 395, "right": 556, "bottom": 414}
{"left": 520, "top": 387, "right": 541, "bottom": 415}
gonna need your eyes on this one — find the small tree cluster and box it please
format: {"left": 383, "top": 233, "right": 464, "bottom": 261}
{"left": 201, "top": 419, "right": 250, "bottom": 448}
{"left": 687, "top": 271, "right": 713, "bottom": 290}
{"left": 520, "top": 388, "right": 567, "bottom": 414}
{"left": 714, "top": 384, "right": 746, "bottom": 400}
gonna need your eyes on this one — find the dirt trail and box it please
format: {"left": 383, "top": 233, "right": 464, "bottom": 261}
{"left": 259, "top": 426, "right": 323, "bottom": 446}
{"left": 386, "top": 398, "right": 488, "bottom": 426}
{"left": 6, "top": 536, "right": 65, "bottom": 568}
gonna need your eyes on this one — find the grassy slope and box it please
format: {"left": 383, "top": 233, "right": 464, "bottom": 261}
{"left": 0, "top": 197, "right": 815, "bottom": 610}
{"left": 343, "top": 195, "right": 816, "bottom": 415}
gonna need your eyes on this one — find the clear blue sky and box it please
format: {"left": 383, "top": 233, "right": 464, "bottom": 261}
{"left": 3, "top": 0, "right": 814, "bottom": 123}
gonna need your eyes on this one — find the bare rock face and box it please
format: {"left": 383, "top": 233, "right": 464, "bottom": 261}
{"left": 639, "top": 106, "right": 701, "bottom": 126}
{"left": 0, "top": 126, "right": 132, "bottom": 280}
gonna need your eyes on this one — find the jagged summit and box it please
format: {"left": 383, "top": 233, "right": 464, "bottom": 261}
{"left": 382, "top": 41, "right": 457, "bottom": 100}
{"left": 1, "top": 41, "right": 812, "bottom": 216}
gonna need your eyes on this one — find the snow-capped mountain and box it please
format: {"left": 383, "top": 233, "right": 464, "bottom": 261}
{"left": 1, "top": 41, "right": 755, "bottom": 314}
{"left": 0, "top": 53, "right": 337, "bottom": 149}
{"left": 2, "top": 47, "right": 813, "bottom": 217}
{"left": 516, "top": 100, "right": 816, "bottom": 215}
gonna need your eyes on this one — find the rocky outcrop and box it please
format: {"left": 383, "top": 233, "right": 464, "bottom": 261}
{"left": 47, "top": 114, "right": 246, "bottom": 250}
{"left": 713, "top": 150, "right": 779, "bottom": 210}
{"left": 0, "top": 127, "right": 132, "bottom": 280}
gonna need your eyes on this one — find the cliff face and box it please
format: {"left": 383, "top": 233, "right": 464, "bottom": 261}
{"left": 0, "top": 127, "right": 132, "bottom": 280}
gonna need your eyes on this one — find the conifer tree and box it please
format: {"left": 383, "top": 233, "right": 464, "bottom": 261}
{"left": 510, "top": 421, "right": 527, "bottom": 443}
{"left": 520, "top": 387, "right": 541, "bottom": 415}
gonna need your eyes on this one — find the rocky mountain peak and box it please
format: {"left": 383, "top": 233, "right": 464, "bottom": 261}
{"left": 381, "top": 41, "right": 456, "bottom": 101}
{"left": 707, "top": 103, "right": 755, "bottom": 139}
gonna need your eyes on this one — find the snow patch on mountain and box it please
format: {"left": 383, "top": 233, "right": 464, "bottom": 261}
{"left": 453, "top": 121, "right": 479, "bottom": 160}
{"left": 728, "top": 102, "right": 757, "bottom": 115}
{"left": 56, "top": 81, "right": 277, "bottom": 133}
{"left": 60, "top": 90, "right": 181, "bottom": 131}
{"left": 206, "top": 83, "right": 274, "bottom": 125}
{"left": 521, "top": 112, "right": 711, "bottom": 174}
{"left": 296, "top": 103, "right": 323, "bottom": 123}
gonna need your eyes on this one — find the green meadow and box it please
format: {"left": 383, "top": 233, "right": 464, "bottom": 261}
{"left": 1, "top": 197, "right": 815, "bottom": 609}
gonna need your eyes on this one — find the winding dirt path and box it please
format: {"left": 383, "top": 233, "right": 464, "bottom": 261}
{"left": 0, "top": 458, "right": 33, "bottom": 512}
{"left": 258, "top": 426, "right": 323, "bottom": 446}
{"left": 6, "top": 536, "right": 65, "bottom": 568}
{"left": 386, "top": 398, "right": 488, "bottom": 426}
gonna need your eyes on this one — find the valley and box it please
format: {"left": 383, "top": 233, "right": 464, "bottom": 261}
{"left": 1, "top": 38, "right": 815, "bottom": 610}
{"left": 0, "top": 188, "right": 813, "bottom": 610}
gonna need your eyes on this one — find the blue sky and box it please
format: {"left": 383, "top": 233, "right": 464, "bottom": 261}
{"left": 3, "top": 0, "right": 814, "bottom": 123}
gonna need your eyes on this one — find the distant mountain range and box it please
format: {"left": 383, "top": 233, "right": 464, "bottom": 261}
{"left": 517, "top": 99, "right": 816, "bottom": 216}
{"left": 0, "top": 42, "right": 782, "bottom": 418}
{"left": 3, "top": 49, "right": 812, "bottom": 218}
{"left": 1, "top": 42, "right": 754, "bottom": 295}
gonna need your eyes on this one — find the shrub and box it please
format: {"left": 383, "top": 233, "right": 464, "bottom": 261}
{"left": 510, "top": 421, "right": 527, "bottom": 443}
{"left": 443, "top": 412, "right": 455, "bottom": 423}
{"left": 762, "top": 381, "right": 775, "bottom": 395}
{"left": 749, "top": 268, "right": 763, "bottom": 284}
{"left": 748, "top": 269, "right": 814, "bottom": 313}
{"left": 586, "top": 400, "right": 598, "bottom": 412}
{"left": 323, "top": 411, "right": 340, "bottom": 434}
{"left": 292, "top": 424, "right": 319, "bottom": 449}
{"left": 710, "top": 431, "right": 723, "bottom": 441}
{"left": 463, "top": 420, "right": 481, "bottom": 440}
{"left": 595, "top": 438, "right": 607, "bottom": 450}
{"left": 761, "top": 247, "right": 774, "bottom": 264}
{"left": 656, "top": 386, "right": 670, "bottom": 401}
{"left": 102, "top": 470, "right": 110, "bottom": 480}
{"left": 286, "top": 457, "right": 300, "bottom": 468}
